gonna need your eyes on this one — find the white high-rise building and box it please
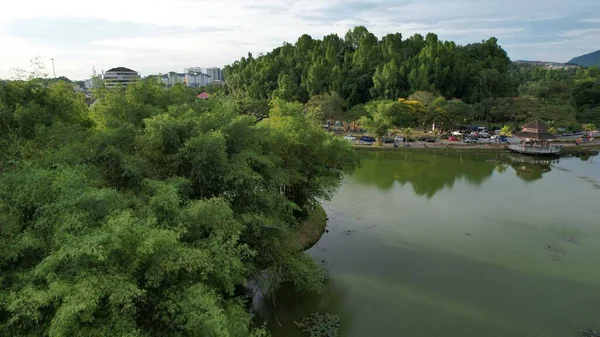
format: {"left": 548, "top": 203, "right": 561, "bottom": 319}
{"left": 102, "top": 67, "right": 140, "bottom": 88}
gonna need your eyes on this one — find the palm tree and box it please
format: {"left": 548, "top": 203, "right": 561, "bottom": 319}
{"left": 499, "top": 125, "right": 512, "bottom": 136}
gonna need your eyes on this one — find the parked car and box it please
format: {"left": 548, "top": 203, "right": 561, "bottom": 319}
{"left": 452, "top": 131, "right": 463, "bottom": 136}
{"left": 497, "top": 137, "right": 509, "bottom": 143}
{"left": 344, "top": 135, "right": 356, "bottom": 141}
{"left": 416, "top": 136, "right": 435, "bottom": 142}
{"left": 463, "top": 136, "right": 478, "bottom": 143}
{"left": 478, "top": 132, "right": 490, "bottom": 138}
{"left": 359, "top": 136, "right": 376, "bottom": 143}
{"left": 490, "top": 135, "right": 508, "bottom": 141}
{"left": 448, "top": 136, "right": 460, "bottom": 142}
{"left": 394, "top": 136, "right": 404, "bottom": 142}
{"left": 382, "top": 137, "right": 395, "bottom": 144}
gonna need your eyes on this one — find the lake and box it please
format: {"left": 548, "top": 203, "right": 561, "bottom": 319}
{"left": 255, "top": 150, "right": 600, "bottom": 337}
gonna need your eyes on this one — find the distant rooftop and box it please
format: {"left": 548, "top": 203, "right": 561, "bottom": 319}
{"left": 106, "top": 67, "right": 137, "bottom": 73}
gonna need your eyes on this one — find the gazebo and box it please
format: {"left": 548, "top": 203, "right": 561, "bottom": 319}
{"left": 509, "top": 120, "right": 561, "bottom": 155}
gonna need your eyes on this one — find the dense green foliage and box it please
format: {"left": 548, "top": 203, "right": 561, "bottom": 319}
{"left": 508, "top": 63, "right": 600, "bottom": 128}
{"left": 224, "top": 26, "right": 600, "bottom": 132}
{"left": 569, "top": 50, "right": 600, "bottom": 68}
{"left": 0, "top": 78, "right": 358, "bottom": 336}
{"left": 225, "top": 26, "right": 511, "bottom": 106}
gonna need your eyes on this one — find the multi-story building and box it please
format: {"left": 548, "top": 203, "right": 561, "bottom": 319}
{"left": 183, "top": 67, "right": 203, "bottom": 74}
{"left": 160, "top": 71, "right": 212, "bottom": 88}
{"left": 183, "top": 67, "right": 223, "bottom": 82}
{"left": 185, "top": 72, "right": 212, "bottom": 87}
{"left": 161, "top": 72, "right": 185, "bottom": 87}
{"left": 203, "top": 67, "right": 223, "bottom": 81}
{"left": 102, "top": 67, "right": 140, "bottom": 88}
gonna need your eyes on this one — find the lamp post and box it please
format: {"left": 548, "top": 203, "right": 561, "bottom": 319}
{"left": 51, "top": 58, "right": 56, "bottom": 78}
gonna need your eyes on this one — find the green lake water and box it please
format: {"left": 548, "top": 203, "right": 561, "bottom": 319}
{"left": 255, "top": 150, "right": 600, "bottom": 337}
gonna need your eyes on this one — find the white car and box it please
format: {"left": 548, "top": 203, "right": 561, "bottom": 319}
{"left": 478, "top": 132, "right": 490, "bottom": 138}
{"left": 344, "top": 135, "right": 356, "bottom": 141}
{"left": 394, "top": 136, "right": 404, "bottom": 142}
{"left": 452, "top": 131, "right": 463, "bottom": 136}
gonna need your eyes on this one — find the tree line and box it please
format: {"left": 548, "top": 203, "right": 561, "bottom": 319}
{"left": 0, "top": 78, "right": 358, "bottom": 336}
{"left": 222, "top": 26, "right": 600, "bottom": 136}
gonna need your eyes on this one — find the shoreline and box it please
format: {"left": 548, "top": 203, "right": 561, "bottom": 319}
{"left": 351, "top": 143, "right": 600, "bottom": 154}
{"left": 296, "top": 204, "right": 328, "bottom": 251}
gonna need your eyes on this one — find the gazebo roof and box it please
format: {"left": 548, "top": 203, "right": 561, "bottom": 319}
{"left": 514, "top": 120, "right": 554, "bottom": 140}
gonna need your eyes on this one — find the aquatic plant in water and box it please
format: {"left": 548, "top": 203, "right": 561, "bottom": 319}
{"left": 581, "top": 328, "right": 600, "bottom": 337}
{"left": 294, "top": 313, "right": 340, "bottom": 337}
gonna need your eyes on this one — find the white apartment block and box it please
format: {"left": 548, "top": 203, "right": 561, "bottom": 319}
{"left": 161, "top": 71, "right": 212, "bottom": 88}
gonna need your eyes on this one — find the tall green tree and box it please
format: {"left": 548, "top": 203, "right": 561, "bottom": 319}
{"left": 359, "top": 101, "right": 395, "bottom": 145}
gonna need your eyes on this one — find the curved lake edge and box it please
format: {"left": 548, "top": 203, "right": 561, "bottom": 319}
{"left": 297, "top": 204, "right": 328, "bottom": 251}
{"left": 261, "top": 151, "right": 600, "bottom": 337}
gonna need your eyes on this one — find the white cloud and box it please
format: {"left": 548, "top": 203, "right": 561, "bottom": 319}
{"left": 0, "top": 0, "right": 599, "bottom": 79}
{"left": 560, "top": 28, "right": 600, "bottom": 37}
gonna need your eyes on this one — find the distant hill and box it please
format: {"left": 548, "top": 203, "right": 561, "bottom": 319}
{"left": 568, "top": 50, "right": 600, "bottom": 67}
{"left": 511, "top": 60, "right": 581, "bottom": 70}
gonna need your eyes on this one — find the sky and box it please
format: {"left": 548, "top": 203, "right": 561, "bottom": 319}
{"left": 0, "top": 0, "right": 599, "bottom": 80}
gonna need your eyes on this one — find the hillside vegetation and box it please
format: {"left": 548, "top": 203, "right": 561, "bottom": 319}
{"left": 569, "top": 50, "right": 600, "bottom": 68}
{"left": 222, "top": 26, "right": 600, "bottom": 134}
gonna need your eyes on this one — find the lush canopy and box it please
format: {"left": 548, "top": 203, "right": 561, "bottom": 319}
{"left": 225, "top": 27, "right": 511, "bottom": 106}
{"left": 223, "top": 26, "right": 600, "bottom": 132}
{"left": 0, "top": 78, "right": 358, "bottom": 336}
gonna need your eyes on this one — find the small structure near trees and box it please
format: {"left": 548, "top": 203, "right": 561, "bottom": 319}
{"left": 509, "top": 120, "right": 561, "bottom": 155}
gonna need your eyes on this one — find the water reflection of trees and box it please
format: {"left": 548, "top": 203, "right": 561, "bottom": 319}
{"left": 351, "top": 151, "right": 496, "bottom": 198}
{"left": 505, "top": 155, "right": 556, "bottom": 183}
{"left": 253, "top": 280, "right": 351, "bottom": 337}
{"left": 563, "top": 150, "right": 599, "bottom": 163}
{"left": 351, "top": 150, "right": 600, "bottom": 195}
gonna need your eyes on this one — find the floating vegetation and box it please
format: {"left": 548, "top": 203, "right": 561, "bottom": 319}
{"left": 545, "top": 245, "right": 565, "bottom": 261}
{"left": 577, "top": 176, "right": 600, "bottom": 190}
{"left": 580, "top": 328, "right": 600, "bottom": 337}
{"left": 294, "top": 313, "right": 340, "bottom": 337}
{"left": 563, "top": 236, "right": 582, "bottom": 244}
